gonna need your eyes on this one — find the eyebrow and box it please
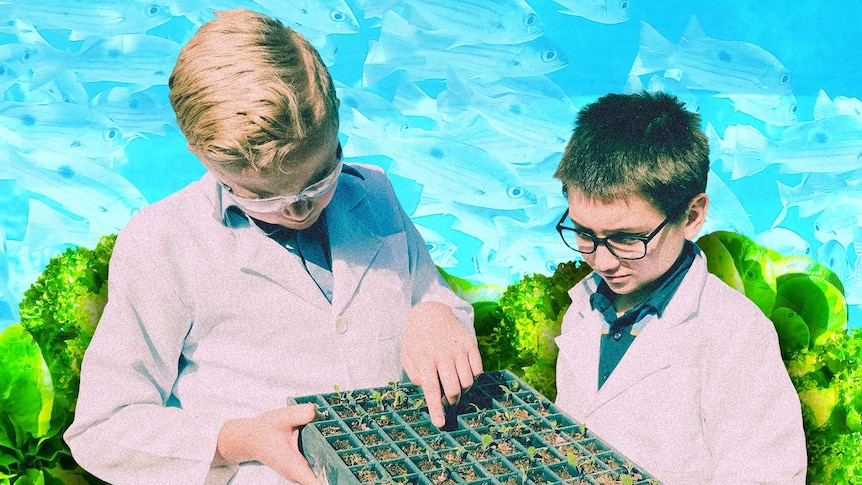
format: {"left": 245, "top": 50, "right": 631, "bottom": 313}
{"left": 568, "top": 218, "right": 650, "bottom": 237}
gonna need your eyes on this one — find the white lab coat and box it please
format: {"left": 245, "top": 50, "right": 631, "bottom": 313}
{"left": 555, "top": 252, "right": 807, "bottom": 484}
{"left": 64, "top": 164, "right": 474, "bottom": 484}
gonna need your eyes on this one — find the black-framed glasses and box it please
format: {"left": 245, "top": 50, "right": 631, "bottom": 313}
{"left": 555, "top": 202, "right": 686, "bottom": 260}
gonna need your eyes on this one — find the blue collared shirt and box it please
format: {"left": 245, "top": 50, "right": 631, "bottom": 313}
{"left": 592, "top": 240, "right": 699, "bottom": 389}
{"left": 215, "top": 167, "right": 371, "bottom": 304}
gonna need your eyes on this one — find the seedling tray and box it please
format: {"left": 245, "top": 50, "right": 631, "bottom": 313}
{"left": 290, "top": 370, "right": 659, "bottom": 484}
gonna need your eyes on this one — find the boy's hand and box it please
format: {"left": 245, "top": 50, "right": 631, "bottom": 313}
{"left": 214, "top": 403, "right": 322, "bottom": 485}
{"left": 401, "top": 301, "right": 483, "bottom": 428}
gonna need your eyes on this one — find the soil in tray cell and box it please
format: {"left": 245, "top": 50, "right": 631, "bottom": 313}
{"left": 357, "top": 429, "right": 387, "bottom": 447}
{"left": 383, "top": 425, "right": 411, "bottom": 442}
{"left": 369, "top": 443, "right": 402, "bottom": 462}
{"left": 397, "top": 439, "right": 428, "bottom": 458}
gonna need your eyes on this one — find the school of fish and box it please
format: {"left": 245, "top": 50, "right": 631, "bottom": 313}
{"left": 0, "top": 0, "right": 860, "bottom": 329}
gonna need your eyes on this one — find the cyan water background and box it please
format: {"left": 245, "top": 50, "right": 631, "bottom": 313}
{"left": 0, "top": 1, "right": 860, "bottom": 329}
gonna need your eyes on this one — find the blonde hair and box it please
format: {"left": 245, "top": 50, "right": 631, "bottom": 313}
{"left": 168, "top": 8, "right": 339, "bottom": 173}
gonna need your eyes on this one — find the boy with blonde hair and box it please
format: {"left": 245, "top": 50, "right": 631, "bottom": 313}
{"left": 65, "top": 9, "right": 481, "bottom": 484}
{"left": 553, "top": 92, "right": 806, "bottom": 483}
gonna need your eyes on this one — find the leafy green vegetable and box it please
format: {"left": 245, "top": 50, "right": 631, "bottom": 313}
{"left": 1, "top": 235, "right": 115, "bottom": 485}
{"left": 18, "top": 235, "right": 115, "bottom": 413}
{"left": 471, "top": 260, "right": 592, "bottom": 400}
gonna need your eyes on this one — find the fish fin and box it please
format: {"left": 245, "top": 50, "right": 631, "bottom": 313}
{"left": 354, "top": 0, "right": 400, "bottom": 19}
{"left": 412, "top": 191, "right": 450, "bottom": 218}
{"left": 362, "top": 40, "right": 398, "bottom": 86}
{"left": 629, "top": 21, "right": 674, "bottom": 76}
{"left": 623, "top": 75, "right": 645, "bottom": 93}
{"left": 436, "top": 71, "right": 474, "bottom": 119}
{"left": 393, "top": 81, "right": 438, "bottom": 119}
{"left": 813, "top": 89, "right": 838, "bottom": 121}
{"left": 363, "top": 12, "right": 424, "bottom": 86}
{"left": 680, "top": 15, "right": 706, "bottom": 46}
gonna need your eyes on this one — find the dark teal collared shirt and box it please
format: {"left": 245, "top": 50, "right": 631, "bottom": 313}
{"left": 592, "top": 241, "right": 699, "bottom": 389}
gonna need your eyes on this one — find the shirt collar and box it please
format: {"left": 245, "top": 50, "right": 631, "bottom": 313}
{"left": 590, "top": 240, "right": 699, "bottom": 322}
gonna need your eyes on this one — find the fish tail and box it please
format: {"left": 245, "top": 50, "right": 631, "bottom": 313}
{"left": 629, "top": 21, "right": 674, "bottom": 76}
{"left": 363, "top": 12, "right": 422, "bottom": 85}
{"left": 362, "top": 40, "right": 397, "bottom": 86}
{"left": 412, "top": 191, "right": 449, "bottom": 218}
{"left": 724, "top": 124, "right": 770, "bottom": 180}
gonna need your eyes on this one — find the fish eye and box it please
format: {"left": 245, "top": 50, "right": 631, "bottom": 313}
{"left": 426, "top": 241, "right": 437, "bottom": 252}
{"left": 779, "top": 73, "right": 790, "bottom": 85}
{"left": 146, "top": 4, "right": 160, "bottom": 16}
{"left": 546, "top": 261, "right": 558, "bottom": 272}
{"left": 790, "top": 104, "right": 798, "bottom": 114}
{"left": 542, "top": 49, "right": 557, "bottom": 62}
{"left": 0, "top": 67, "right": 5, "bottom": 76}
{"left": 524, "top": 13, "right": 537, "bottom": 27}
{"left": 104, "top": 129, "right": 119, "bottom": 141}
{"left": 620, "top": 0, "right": 629, "bottom": 10}
{"left": 331, "top": 10, "right": 346, "bottom": 22}
{"left": 507, "top": 186, "right": 525, "bottom": 199}
{"left": 21, "top": 50, "right": 31, "bottom": 62}
{"left": 814, "top": 223, "right": 821, "bottom": 232}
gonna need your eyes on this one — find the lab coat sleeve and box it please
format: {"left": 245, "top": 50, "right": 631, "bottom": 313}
{"left": 63, "top": 228, "right": 235, "bottom": 484}
{"left": 399, "top": 195, "right": 475, "bottom": 335}
{"left": 700, "top": 300, "right": 807, "bottom": 484}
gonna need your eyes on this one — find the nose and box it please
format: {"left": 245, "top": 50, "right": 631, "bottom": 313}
{"left": 590, "top": 243, "right": 620, "bottom": 272}
{"left": 281, "top": 199, "right": 314, "bottom": 219}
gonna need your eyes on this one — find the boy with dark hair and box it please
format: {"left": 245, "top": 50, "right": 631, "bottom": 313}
{"left": 554, "top": 91, "right": 806, "bottom": 484}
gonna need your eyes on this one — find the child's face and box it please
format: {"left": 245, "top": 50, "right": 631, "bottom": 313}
{"left": 565, "top": 189, "right": 707, "bottom": 311}
{"left": 213, "top": 135, "right": 342, "bottom": 230}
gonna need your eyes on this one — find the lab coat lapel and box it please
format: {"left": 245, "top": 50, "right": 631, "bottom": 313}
{"left": 233, "top": 223, "right": 331, "bottom": 310}
{"left": 584, "top": 256, "right": 708, "bottom": 416}
{"left": 203, "top": 171, "right": 329, "bottom": 310}
{"left": 327, "top": 173, "right": 383, "bottom": 316}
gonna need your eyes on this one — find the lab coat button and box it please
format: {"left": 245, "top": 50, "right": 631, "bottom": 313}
{"left": 336, "top": 316, "right": 349, "bottom": 334}
{"left": 613, "top": 332, "right": 622, "bottom": 341}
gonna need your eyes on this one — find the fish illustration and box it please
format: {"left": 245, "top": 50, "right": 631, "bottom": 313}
{"left": 252, "top": 0, "right": 360, "bottom": 34}
{"left": 14, "top": 20, "right": 181, "bottom": 90}
{"left": 814, "top": 89, "right": 862, "bottom": 119}
{"left": 707, "top": 115, "right": 862, "bottom": 179}
{"left": 813, "top": 200, "right": 862, "bottom": 250}
{"left": 437, "top": 72, "right": 577, "bottom": 150}
{"left": 0, "top": 0, "right": 173, "bottom": 40}
{"left": 630, "top": 16, "right": 798, "bottom": 126}
{"left": 0, "top": 101, "right": 128, "bottom": 160}
{"left": 15, "top": 199, "right": 95, "bottom": 256}
{"left": 89, "top": 86, "right": 178, "bottom": 138}
{"left": 0, "top": 143, "right": 148, "bottom": 238}
{"left": 357, "top": 0, "right": 544, "bottom": 45}
{"left": 774, "top": 168, "right": 862, "bottom": 226}
{"left": 0, "top": 43, "right": 35, "bottom": 94}
{"left": 755, "top": 227, "right": 811, "bottom": 257}
{"left": 699, "top": 168, "right": 756, "bottom": 238}
{"left": 550, "top": 0, "right": 630, "bottom": 24}
{"left": 413, "top": 222, "right": 460, "bottom": 269}
{"left": 344, "top": 111, "right": 537, "bottom": 211}
{"left": 363, "top": 11, "right": 567, "bottom": 85}
{"left": 817, "top": 239, "right": 853, "bottom": 283}
{"left": 335, "top": 80, "right": 410, "bottom": 135}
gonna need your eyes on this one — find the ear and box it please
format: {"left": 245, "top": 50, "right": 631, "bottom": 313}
{"left": 682, "top": 193, "right": 709, "bottom": 240}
